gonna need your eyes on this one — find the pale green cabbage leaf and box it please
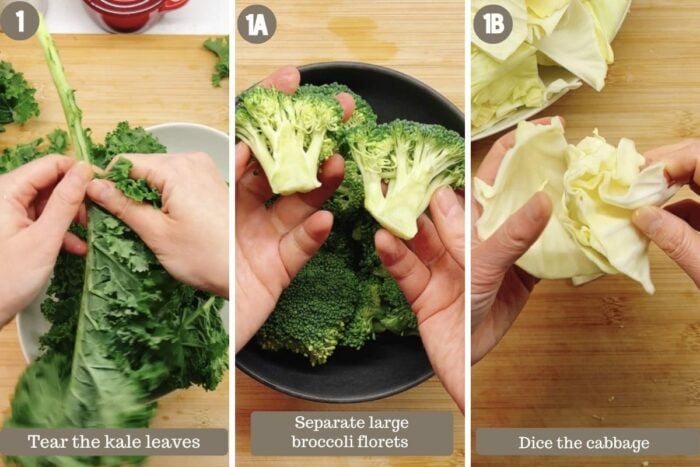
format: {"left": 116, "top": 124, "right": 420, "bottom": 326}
{"left": 533, "top": 0, "right": 609, "bottom": 90}
{"left": 526, "top": 0, "right": 570, "bottom": 42}
{"left": 471, "top": 43, "right": 545, "bottom": 132}
{"left": 474, "top": 118, "right": 680, "bottom": 293}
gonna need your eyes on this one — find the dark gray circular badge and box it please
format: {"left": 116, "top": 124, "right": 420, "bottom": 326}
{"left": 1, "top": 1, "right": 40, "bottom": 40}
{"left": 473, "top": 4, "right": 513, "bottom": 44}
{"left": 237, "top": 4, "right": 277, "bottom": 44}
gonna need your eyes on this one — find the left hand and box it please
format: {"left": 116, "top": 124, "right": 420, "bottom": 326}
{"left": 234, "top": 66, "right": 355, "bottom": 351}
{"left": 0, "top": 156, "right": 92, "bottom": 328}
{"left": 375, "top": 187, "right": 465, "bottom": 413}
{"left": 471, "top": 119, "right": 553, "bottom": 364}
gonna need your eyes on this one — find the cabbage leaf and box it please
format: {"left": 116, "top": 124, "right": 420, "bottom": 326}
{"left": 474, "top": 118, "right": 680, "bottom": 293}
{"left": 533, "top": 0, "right": 609, "bottom": 90}
{"left": 472, "top": 43, "right": 545, "bottom": 132}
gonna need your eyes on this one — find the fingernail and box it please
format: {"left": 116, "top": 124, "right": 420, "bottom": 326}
{"left": 87, "top": 180, "right": 113, "bottom": 203}
{"left": 436, "top": 187, "right": 458, "bottom": 217}
{"left": 527, "top": 193, "right": 544, "bottom": 223}
{"left": 634, "top": 206, "right": 663, "bottom": 235}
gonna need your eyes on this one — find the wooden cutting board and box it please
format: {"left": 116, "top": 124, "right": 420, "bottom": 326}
{"left": 0, "top": 34, "right": 229, "bottom": 467}
{"left": 235, "top": 1, "right": 465, "bottom": 466}
{"left": 472, "top": 1, "right": 700, "bottom": 465}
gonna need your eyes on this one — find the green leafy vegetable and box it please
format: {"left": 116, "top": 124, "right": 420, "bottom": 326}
{"left": 204, "top": 36, "right": 229, "bottom": 87}
{"left": 4, "top": 18, "right": 228, "bottom": 467}
{"left": 0, "top": 129, "right": 68, "bottom": 173}
{"left": 0, "top": 60, "right": 40, "bottom": 132}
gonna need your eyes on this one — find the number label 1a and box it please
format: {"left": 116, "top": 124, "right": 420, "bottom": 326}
{"left": 237, "top": 5, "right": 277, "bottom": 44}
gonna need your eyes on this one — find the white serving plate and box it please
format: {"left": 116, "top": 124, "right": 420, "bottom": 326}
{"left": 471, "top": 0, "right": 632, "bottom": 141}
{"left": 17, "top": 122, "right": 230, "bottom": 363}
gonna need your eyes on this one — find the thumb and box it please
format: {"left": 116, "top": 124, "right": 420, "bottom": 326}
{"left": 278, "top": 210, "right": 333, "bottom": 281}
{"left": 476, "top": 191, "right": 552, "bottom": 279}
{"left": 430, "top": 187, "right": 466, "bottom": 269}
{"left": 86, "top": 179, "right": 166, "bottom": 237}
{"left": 32, "top": 162, "right": 92, "bottom": 250}
{"left": 633, "top": 206, "right": 700, "bottom": 288}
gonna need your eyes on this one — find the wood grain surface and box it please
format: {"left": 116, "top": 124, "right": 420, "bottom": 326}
{"left": 0, "top": 34, "right": 229, "bottom": 467}
{"left": 235, "top": 1, "right": 465, "bottom": 465}
{"left": 472, "top": 1, "right": 700, "bottom": 465}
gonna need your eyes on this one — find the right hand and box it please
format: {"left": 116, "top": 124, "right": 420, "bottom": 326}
{"left": 86, "top": 152, "right": 229, "bottom": 298}
{"left": 633, "top": 141, "right": 700, "bottom": 287}
{"left": 375, "top": 187, "right": 466, "bottom": 412}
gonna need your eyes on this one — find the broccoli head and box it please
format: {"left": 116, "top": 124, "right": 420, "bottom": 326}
{"left": 236, "top": 85, "right": 343, "bottom": 195}
{"left": 297, "top": 82, "right": 377, "bottom": 130}
{"left": 347, "top": 120, "right": 465, "bottom": 239}
{"left": 340, "top": 277, "right": 417, "bottom": 349}
{"left": 256, "top": 251, "right": 360, "bottom": 365}
{"left": 375, "top": 277, "right": 418, "bottom": 336}
{"left": 351, "top": 212, "right": 384, "bottom": 277}
{"left": 322, "top": 159, "right": 364, "bottom": 220}
{"left": 340, "top": 281, "right": 382, "bottom": 349}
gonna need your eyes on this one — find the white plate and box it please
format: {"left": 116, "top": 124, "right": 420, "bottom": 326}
{"left": 471, "top": 0, "right": 632, "bottom": 142}
{"left": 17, "top": 122, "right": 230, "bottom": 363}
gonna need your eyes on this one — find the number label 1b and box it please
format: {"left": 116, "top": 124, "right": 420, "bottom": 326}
{"left": 473, "top": 4, "right": 513, "bottom": 45}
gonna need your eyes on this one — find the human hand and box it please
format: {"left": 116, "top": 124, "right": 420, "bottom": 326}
{"left": 235, "top": 66, "right": 355, "bottom": 352}
{"left": 0, "top": 156, "right": 92, "bottom": 327}
{"left": 375, "top": 187, "right": 465, "bottom": 412}
{"left": 86, "top": 152, "right": 229, "bottom": 297}
{"left": 633, "top": 141, "right": 700, "bottom": 287}
{"left": 472, "top": 119, "right": 553, "bottom": 364}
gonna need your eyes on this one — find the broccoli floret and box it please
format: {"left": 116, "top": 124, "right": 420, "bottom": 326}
{"left": 340, "top": 277, "right": 417, "bottom": 349}
{"left": 351, "top": 213, "right": 384, "bottom": 277}
{"left": 297, "top": 83, "right": 377, "bottom": 129}
{"left": 236, "top": 85, "right": 343, "bottom": 195}
{"left": 347, "top": 120, "right": 465, "bottom": 239}
{"left": 375, "top": 277, "right": 418, "bottom": 336}
{"left": 322, "top": 159, "right": 364, "bottom": 219}
{"left": 257, "top": 251, "right": 361, "bottom": 365}
{"left": 340, "top": 281, "right": 382, "bottom": 349}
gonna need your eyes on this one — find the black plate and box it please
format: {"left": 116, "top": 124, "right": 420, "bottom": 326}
{"left": 236, "top": 61, "right": 465, "bottom": 403}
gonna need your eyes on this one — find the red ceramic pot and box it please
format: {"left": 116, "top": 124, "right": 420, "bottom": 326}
{"left": 83, "top": 0, "right": 189, "bottom": 33}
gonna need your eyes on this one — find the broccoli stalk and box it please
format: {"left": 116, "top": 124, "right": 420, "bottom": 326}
{"left": 347, "top": 120, "right": 465, "bottom": 239}
{"left": 236, "top": 85, "right": 343, "bottom": 195}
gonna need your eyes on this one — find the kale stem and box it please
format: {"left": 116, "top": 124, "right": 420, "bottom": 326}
{"left": 35, "top": 14, "right": 90, "bottom": 163}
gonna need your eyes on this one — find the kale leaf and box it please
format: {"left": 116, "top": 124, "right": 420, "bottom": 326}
{"left": 204, "top": 36, "right": 229, "bottom": 87}
{"left": 0, "top": 60, "right": 40, "bottom": 132}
